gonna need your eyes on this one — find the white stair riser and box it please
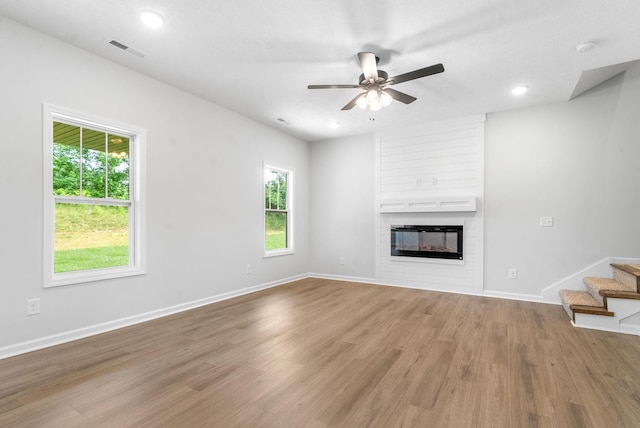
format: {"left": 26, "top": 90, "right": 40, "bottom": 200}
{"left": 574, "top": 313, "right": 620, "bottom": 330}
{"left": 573, "top": 299, "right": 640, "bottom": 334}
{"left": 605, "top": 298, "right": 640, "bottom": 319}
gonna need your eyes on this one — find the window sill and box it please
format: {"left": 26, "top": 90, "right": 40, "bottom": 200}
{"left": 44, "top": 267, "right": 146, "bottom": 288}
{"left": 263, "top": 249, "right": 295, "bottom": 258}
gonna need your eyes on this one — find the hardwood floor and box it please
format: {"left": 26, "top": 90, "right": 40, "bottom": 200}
{"left": 2, "top": 278, "right": 640, "bottom": 427}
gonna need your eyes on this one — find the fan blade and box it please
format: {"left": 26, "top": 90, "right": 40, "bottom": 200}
{"left": 388, "top": 63, "right": 444, "bottom": 85}
{"left": 358, "top": 52, "right": 378, "bottom": 81}
{"left": 383, "top": 88, "right": 417, "bottom": 104}
{"left": 341, "top": 93, "right": 365, "bottom": 110}
{"left": 308, "top": 84, "right": 364, "bottom": 89}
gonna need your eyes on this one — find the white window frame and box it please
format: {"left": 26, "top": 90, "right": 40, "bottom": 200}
{"left": 43, "top": 103, "right": 146, "bottom": 287}
{"left": 263, "top": 162, "right": 294, "bottom": 257}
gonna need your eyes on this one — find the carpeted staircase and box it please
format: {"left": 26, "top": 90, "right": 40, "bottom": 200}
{"left": 559, "top": 264, "right": 640, "bottom": 330}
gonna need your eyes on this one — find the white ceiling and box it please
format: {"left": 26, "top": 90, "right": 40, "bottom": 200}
{"left": 2, "top": 0, "right": 640, "bottom": 142}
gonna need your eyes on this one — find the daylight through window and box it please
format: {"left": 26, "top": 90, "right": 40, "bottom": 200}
{"left": 44, "top": 105, "right": 145, "bottom": 287}
{"left": 264, "top": 165, "right": 292, "bottom": 254}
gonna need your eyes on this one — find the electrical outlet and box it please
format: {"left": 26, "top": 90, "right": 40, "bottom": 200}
{"left": 508, "top": 269, "right": 518, "bottom": 279}
{"left": 27, "top": 298, "right": 40, "bottom": 315}
{"left": 245, "top": 264, "right": 252, "bottom": 274}
{"left": 339, "top": 257, "right": 345, "bottom": 265}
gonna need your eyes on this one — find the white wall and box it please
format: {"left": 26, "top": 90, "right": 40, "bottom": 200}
{"left": 309, "top": 134, "right": 375, "bottom": 279}
{"left": 484, "top": 64, "right": 640, "bottom": 296}
{"left": 0, "top": 19, "right": 309, "bottom": 353}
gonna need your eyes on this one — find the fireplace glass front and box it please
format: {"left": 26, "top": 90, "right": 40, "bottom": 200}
{"left": 390, "top": 225, "right": 463, "bottom": 260}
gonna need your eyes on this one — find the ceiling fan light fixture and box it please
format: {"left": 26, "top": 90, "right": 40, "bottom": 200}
{"left": 356, "top": 94, "right": 368, "bottom": 110}
{"left": 380, "top": 91, "right": 392, "bottom": 107}
{"left": 369, "top": 103, "right": 383, "bottom": 112}
{"left": 366, "top": 88, "right": 379, "bottom": 103}
{"left": 356, "top": 87, "right": 391, "bottom": 111}
{"left": 369, "top": 99, "right": 383, "bottom": 111}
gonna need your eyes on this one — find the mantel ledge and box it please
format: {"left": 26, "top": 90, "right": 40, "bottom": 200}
{"left": 378, "top": 196, "right": 476, "bottom": 213}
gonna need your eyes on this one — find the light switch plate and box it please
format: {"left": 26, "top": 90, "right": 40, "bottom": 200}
{"left": 540, "top": 216, "right": 553, "bottom": 227}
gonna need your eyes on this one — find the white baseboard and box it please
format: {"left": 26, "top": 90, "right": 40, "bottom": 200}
{"left": 619, "top": 324, "right": 640, "bottom": 335}
{"left": 482, "top": 290, "right": 545, "bottom": 303}
{"left": 310, "top": 273, "right": 546, "bottom": 303}
{"left": 307, "top": 272, "right": 377, "bottom": 284}
{"left": 0, "top": 273, "right": 308, "bottom": 360}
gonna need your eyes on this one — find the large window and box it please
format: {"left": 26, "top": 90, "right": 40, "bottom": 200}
{"left": 43, "top": 104, "right": 145, "bottom": 287}
{"left": 264, "top": 164, "right": 293, "bottom": 256}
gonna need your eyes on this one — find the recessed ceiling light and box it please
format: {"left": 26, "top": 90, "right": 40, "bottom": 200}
{"left": 329, "top": 121, "right": 341, "bottom": 128}
{"left": 511, "top": 86, "right": 528, "bottom": 96}
{"left": 141, "top": 11, "right": 165, "bottom": 29}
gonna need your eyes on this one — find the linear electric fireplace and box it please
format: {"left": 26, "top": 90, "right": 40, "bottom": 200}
{"left": 390, "top": 225, "right": 463, "bottom": 260}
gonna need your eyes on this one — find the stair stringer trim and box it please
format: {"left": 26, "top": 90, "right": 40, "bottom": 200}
{"left": 543, "top": 257, "right": 640, "bottom": 304}
{"left": 542, "top": 258, "right": 613, "bottom": 304}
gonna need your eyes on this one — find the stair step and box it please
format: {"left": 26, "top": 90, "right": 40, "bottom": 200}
{"left": 611, "top": 263, "right": 640, "bottom": 276}
{"left": 611, "top": 263, "right": 640, "bottom": 292}
{"left": 583, "top": 277, "right": 634, "bottom": 305}
{"left": 557, "top": 263, "right": 640, "bottom": 330}
{"left": 559, "top": 289, "right": 603, "bottom": 321}
{"left": 601, "top": 290, "right": 640, "bottom": 300}
{"left": 570, "top": 305, "right": 615, "bottom": 319}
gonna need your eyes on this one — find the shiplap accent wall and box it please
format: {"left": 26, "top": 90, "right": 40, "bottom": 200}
{"left": 375, "top": 115, "right": 485, "bottom": 293}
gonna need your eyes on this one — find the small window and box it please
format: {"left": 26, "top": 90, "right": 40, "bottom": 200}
{"left": 43, "top": 104, "right": 146, "bottom": 287}
{"left": 264, "top": 164, "right": 293, "bottom": 256}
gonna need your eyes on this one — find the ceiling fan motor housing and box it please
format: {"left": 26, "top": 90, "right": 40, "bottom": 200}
{"left": 360, "top": 70, "right": 388, "bottom": 85}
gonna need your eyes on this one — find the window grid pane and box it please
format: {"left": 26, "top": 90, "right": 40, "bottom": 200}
{"left": 107, "top": 134, "right": 130, "bottom": 199}
{"left": 265, "top": 170, "right": 287, "bottom": 210}
{"left": 265, "top": 211, "right": 287, "bottom": 251}
{"left": 53, "top": 121, "right": 131, "bottom": 201}
{"left": 52, "top": 143, "right": 81, "bottom": 196}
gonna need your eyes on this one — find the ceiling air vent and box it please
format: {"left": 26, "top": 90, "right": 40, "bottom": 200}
{"left": 107, "top": 39, "right": 147, "bottom": 59}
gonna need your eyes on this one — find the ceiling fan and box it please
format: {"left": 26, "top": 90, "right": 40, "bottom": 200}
{"left": 308, "top": 52, "right": 444, "bottom": 111}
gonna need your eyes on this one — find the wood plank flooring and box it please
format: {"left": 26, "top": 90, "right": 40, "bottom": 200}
{"left": 2, "top": 278, "right": 640, "bottom": 427}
